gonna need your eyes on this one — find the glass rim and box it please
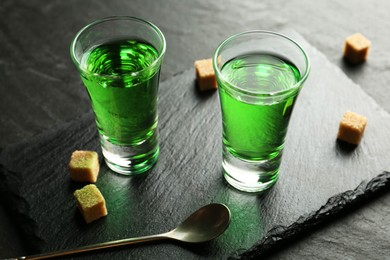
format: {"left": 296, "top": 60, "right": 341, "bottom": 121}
{"left": 70, "top": 16, "right": 166, "bottom": 79}
{"left": 212, "top": 30, "right": 310, "bottom": 97}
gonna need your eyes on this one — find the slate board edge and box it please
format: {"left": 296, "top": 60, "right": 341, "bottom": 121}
{"left": 0, "top": 165, "right": 45, "bottom": 254}
{"left": 229, "top": 171, "right": 390, "bottom": 259}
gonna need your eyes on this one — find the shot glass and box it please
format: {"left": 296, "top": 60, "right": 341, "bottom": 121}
{"left": 213, "top": 31, "right": 310, "bottom": 192}
{"left": 70, "top": 17, "right": 166, "bottom": 175}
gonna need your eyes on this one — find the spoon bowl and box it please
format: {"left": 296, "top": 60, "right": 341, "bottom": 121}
{"left": 168, "top": 203, "right": 231, "bottom": 243}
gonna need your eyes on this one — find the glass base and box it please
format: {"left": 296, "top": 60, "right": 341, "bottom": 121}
{"left": 222, "top": 146, "right": 281, "bottom": 192}
{"left": 100, "top": 134, "right": 159, "bottom": 175}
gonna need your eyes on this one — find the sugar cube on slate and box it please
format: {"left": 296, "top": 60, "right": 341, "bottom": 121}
{"left": 69, "top": 150, "right": 99, "bottom": 183}
{"left": 337, "top": 111, "right": 367, "bottom": 145}
{"left": 343, "top": 33, "right": 371, "bottom": 64}
{"left": 74, "top": 184, "right": 107, "bottom": 224}
{"left": 194, "top": 58, "right": 217, "bottom": 91}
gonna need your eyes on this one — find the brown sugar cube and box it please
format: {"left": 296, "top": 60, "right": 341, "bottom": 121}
{"left": 69, "top": 150, "right": 99, "bottom": 183}
{"left": 337, "top": 111, "right": 367, "bottom": 145}
{"left": 194, "top": 58, "right": 217, "bottom": 91}
{"left": 343, "top": 33, "right": 371, "bottom": 64}
{"left": 74, "top": 184, "right": 107, "bottom": 224}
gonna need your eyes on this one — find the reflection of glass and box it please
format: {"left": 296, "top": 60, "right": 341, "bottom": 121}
{"left": 71, "top": 17, "right": 166, "bottom": 175}
{"left": 213, "top": 31, "right": 310, "bottom": 192}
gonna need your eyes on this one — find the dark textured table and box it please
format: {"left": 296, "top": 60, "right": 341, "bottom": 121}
{"left": 1, "top": 0, "right": 390, "bottom": 259}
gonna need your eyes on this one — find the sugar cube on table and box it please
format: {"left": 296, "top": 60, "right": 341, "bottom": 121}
{"left": 69, "top": 150, "right": 100, "bottom": 183}
{"left": 194, "top": 58, "right": 217, "bottom": 91}
{"left": 343, "top": 33, "right": 371, "bottom": 64}
{"left": 337, "top": 111, "right": 367, "bottom": 145}
{"left": 73, "top": 184, "right": 108, "bottom": 224}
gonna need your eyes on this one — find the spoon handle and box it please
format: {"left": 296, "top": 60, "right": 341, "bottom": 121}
{"left": 16, "top": 233, "right": 169, "bottom": 259}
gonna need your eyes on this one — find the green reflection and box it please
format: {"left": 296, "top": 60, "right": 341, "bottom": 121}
{"left": 212, "top": 185, "right": 265, "bottom": 250}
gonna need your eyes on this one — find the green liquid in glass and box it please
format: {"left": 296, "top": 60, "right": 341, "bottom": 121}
{"left": 80, "top": 39, "right": 160, "bottom": 146}
{"left": 219, "top": 53, "right": 301, "bottom": 161}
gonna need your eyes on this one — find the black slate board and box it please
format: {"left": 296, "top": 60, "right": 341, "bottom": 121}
{"left": 1, "top": 31, "right": 390, "bottom": 259}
